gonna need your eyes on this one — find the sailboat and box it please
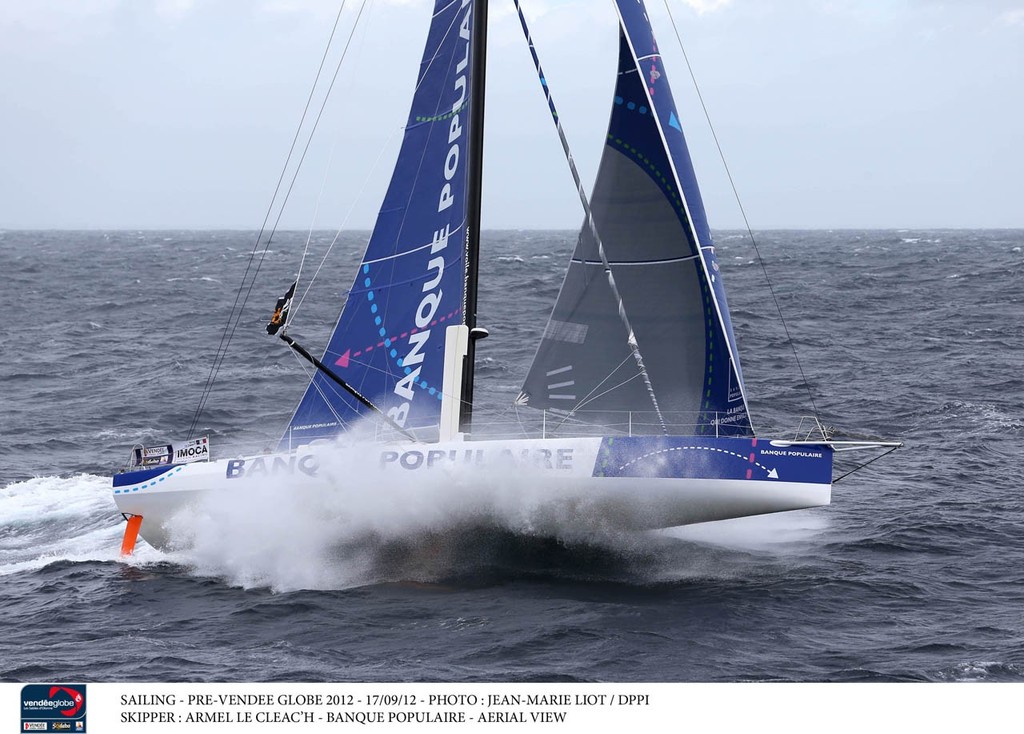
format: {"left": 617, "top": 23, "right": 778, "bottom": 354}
{"left": 112, "top": 0, "right": 899, "bottom": 554}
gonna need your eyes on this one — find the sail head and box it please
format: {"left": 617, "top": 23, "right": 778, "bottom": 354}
{"left": 281, "top": 0, "right": 478, "bottom": 449}
{"left": 519, "top": 3, "right": 752, "bottom": 437}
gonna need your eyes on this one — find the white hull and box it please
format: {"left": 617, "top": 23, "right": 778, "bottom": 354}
{"left": 113, "top": 436, "right": 832, "bottom": 551}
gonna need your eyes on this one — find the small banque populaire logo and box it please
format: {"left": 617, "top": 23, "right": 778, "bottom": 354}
{"left": 20, "top": 685, "right": 86, "bottom": 733}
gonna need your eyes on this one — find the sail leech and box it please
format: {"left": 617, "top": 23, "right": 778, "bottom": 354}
{"left": 519, "top": 0, "right": 753, "bottom": 437}
{"left": 279, "top": 0, "right": 478, "bottom": 449}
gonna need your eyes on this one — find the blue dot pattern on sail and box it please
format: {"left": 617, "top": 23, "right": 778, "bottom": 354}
{"left": 279, "top": 0, "right": 476, "bottom": 450}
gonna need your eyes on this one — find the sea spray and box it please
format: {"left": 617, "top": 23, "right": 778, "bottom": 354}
{"left": 160, "top": 430, "right": 716, "bottom": 591}
{"left": 0, "top": 465, "right": 829, "bottom": 590}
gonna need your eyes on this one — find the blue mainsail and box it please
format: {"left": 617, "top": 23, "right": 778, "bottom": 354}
{"left": 519, "top": 0, "right": 752, "bottom": 436}
{"left": 281, "top": 0, "right": 476, "bottom": 449}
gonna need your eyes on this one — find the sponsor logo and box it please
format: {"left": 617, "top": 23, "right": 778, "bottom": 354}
{"left": 226, "top": 454, "right": 318, "bottom": 480}
{"left": 380, "top": 447, "right": 575, "bottom": 471}
{"left": 174, "top": 436, "right": 209, "bottom": 464}
{"left": 21, "top": 685, "right": 86, "bottom": 734}
{"left": 136, "top": 444, "right": 172, "bottom": 467}
{"left": 387, "top": 0, "right": 472, "bottom": 429}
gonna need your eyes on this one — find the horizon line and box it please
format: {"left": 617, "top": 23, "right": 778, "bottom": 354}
{"left": 3, "top": 226, "right": 1023, "bottom": 233}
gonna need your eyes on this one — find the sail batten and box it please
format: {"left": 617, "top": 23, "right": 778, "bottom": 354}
{"left": 512, "top": 0, "right": 668, "bottom": 432}
{"left": 280, "top": 0, "right": 479, "bottom": 449}
{"left": 614, "top": 2, "right": 751, "bottom": 426}
{"left": 570, "top": 254, "right": 701, "bottom": 266}
{"left": 519, "top": 0, "right": 753, "bottom": 437}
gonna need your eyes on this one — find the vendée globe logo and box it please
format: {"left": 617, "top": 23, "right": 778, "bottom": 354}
{"left": 20, "top": 685, "right": 86, "bottom": 733}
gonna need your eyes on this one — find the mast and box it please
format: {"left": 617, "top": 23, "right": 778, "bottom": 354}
{"left": 459, "top": 0, "right": 489, "bottom": 433}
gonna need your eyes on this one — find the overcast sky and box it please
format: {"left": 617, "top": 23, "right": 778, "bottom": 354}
{"left": 1, "top": 0, "right": 1022, "bottom": 230}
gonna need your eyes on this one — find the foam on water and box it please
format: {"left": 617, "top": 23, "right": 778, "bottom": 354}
{"left": 666, "top": 511, "right": 831, "bottom": 552}
{"left": 0, "top": 474, "right": 162, "bottom": 575}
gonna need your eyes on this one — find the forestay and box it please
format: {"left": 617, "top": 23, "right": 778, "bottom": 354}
{"left": 281, "top": 0, "right": 477, "bottom": 449}
{"left": 519, "top": 0, "right": 752, "bottom": 437}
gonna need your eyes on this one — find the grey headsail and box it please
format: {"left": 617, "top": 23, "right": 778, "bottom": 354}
{"left": 518, "top": 1, "right": 752, "bottom": 437}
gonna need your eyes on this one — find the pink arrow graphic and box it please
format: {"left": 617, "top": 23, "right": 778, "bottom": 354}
{"left": 333, "top": 309, "right": 461, "bottom": 369}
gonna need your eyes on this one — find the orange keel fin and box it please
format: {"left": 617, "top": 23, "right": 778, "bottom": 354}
{"left": 120, "top": 515, "right": 143, "bottom": 557}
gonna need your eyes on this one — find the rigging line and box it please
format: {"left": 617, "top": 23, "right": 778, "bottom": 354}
{"left": 294, "top": 136, "right": 341, "bottom": 309}
{"left": 570, "top": 372, "right": 644, "bottom": 413}
{"left": 196, "top": 0, "right": 373, "bottom": 440}
{"left": 481, "top": 401, "right": 529, "bottom": 439}
{"left": 290, "top": 0, "right": 389, "bottom": 323}
{"left": 832, "top": 445, "right": 901, "bottom": 484}
{"left": 231, "top": 0, "right": 372, "bottom": 322}
{"left": 545, "top": 351, "right": 639, "bottom": 433}
{"left": 550, "top": 373, "right": 646, "bottom": 434}
{"left": 186, "top": 0, "right": 353, "bottom": 439}
{"left": 511, "top": 406, "right": 531, "bottom": 439}
{"left": 661, "top": 0, "right": 822, "bottom": 422}
{"left": 287, "top": 346, "right": 353, "bottom": 434}
{"left": 277, "top": 6, "right": 465, "bottom": 439}
{"left": 513, "top": 0, "right": 668, "bottom": 434}
{"left": 289, "top": 5, "right": 464, "bottom": 329}
{"left": 290, "top": 123, "right": 405, "bottom": 322}
{"left": 279, "top": 333, "right": 417, "bottom": 441}
{"left": 545, "top": 410, "right": 629, "bottom": 436}
{"left": 558, "top": 350, "right": 636, "bottom": 414}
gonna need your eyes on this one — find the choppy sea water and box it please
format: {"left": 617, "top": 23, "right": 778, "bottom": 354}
{"left": 1, "top": 228, "right": 1022, "bottom": 682}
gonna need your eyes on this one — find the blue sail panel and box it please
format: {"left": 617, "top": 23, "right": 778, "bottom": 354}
{"left": 614, "top": 0, "right": 751, "bottom": 433}
{"left": 281, "top": 0, "right": 476, "bottom": 449}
